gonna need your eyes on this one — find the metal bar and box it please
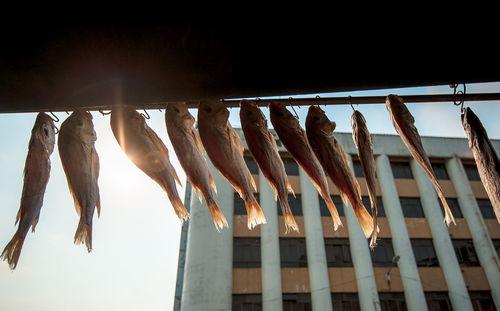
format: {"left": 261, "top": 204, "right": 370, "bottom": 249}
{"left": 7, "top": 92, "right": 500, "bottom": 113}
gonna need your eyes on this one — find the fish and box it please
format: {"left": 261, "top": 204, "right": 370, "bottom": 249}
{"left": 306, "top": 105, "right": 374, "bottom": 238}
{"left": 58, "top": 109, "right": 101, "bottom": 252}
{"left": 240, "top": 100, "right": 298, "bottom": 233}
{"left": 197, "top": 99, "right": 266, "bottom": 229}
{"left": 386, "top": 94, "right": 455, "bottom": 225}
{"left": 269, "top": 102, "right": 342, "bottom": 230}
{"left": 462, "top": 106, "right": 500, "bottom": 223}
{"left": 351, "top": 109, "right": 378, "bottom": 246}
{"left": 110, "top": 105, "right": 189, "bottom": 223}
{"left": 165, "top": 102, "right": 228, "bottom": 230}
{"left": 1, "top": 113, "right": 56, "bottom": 270}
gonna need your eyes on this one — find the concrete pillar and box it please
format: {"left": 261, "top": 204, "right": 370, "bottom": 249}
{"left": 259, "top": 170, "right": 283, "bottom": 311}
{"left": 410, "top": 159, "right": 473, "bottom": 311}
{"left": 375, "top": 154, "right": 428, "bottom": 311}
{"left": 299, "top": 167, "right": 333, "bottom": 311}
{"left": 180, "top": 160, "right": 234, "bottom": 311}
{"left": 344, "top": 154, "right": 381, "bottom": 311}
{"left": 445, "top": 156, "right": 500, "bottom": 309}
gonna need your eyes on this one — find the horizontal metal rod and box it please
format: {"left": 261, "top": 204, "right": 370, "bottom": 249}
{"left": 13, "top": 92, "right": 500, "bottom": 114}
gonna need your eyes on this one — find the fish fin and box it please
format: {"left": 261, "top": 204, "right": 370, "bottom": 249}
{"left": 31, "top": 216, "right": 40, "bottom": 233}
{"left": 170, "top": 196, "right": 190, "bottom": 223}
{"left": 339, "top": 191, "right": 349, "bottom": 207}
{"left": 267, "top": 129, "right": 279, "bottom": 151}
{"left": 245, "top": 196, "right": 266, "bottom": 229}
{"left": 279, "top": 200, "right": 299, "bottom": 233}
{"left": 323, "top": 195, "right": 343, "bottom": 230}
{"left": 96, "top": 197, "right": 101, "bottom": 218}
{"left": 193, "top": 186, "right": 203, "bottom": 202}
{"left": 15, "top": 208, "right": 22, "bottom": 226}
{"left": 437, "top": 188, "right": 456, "bottom": 226}
{"left": 191, "top": 128, "right": 203, "bottom": 154}
{"left": 286, "top": 179, "right": 296, "bottom": 198}
{"left": 172, "top": 167, "right": 183, "bottom": 188}
{"left": 368, "top": 192, "right": 379, "bottom": 250}
{"left": 351, "top": 200, "right": 376, "bottom": 238}
{"left": 269, "top": 183, "right": 279, "bottom": 201}
{"left": 209, "top": 175, "right": 218, "bottom": 195}
{"left": 1, "top": 233, "right": 25, "bottom": 270}
{"left": 249, "top": 174, "right": 257, "bottom": 193}
{"left": 206, "top": 198, "right": 229, "bottom": 231}
{"left": 74, "top": 219, "right": 93, "bottom": 253}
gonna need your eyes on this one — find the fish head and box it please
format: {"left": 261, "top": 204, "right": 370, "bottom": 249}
{"left": 198, "top": 100, "right": 229, "bottom": 124}
{"left": 306, "top": 105, "right": 336, "bottom": 135}
{"left": 350, "top": 109, "right": 366, "bottom": 128}
{"left": 269, "top": 101, "right": 297, "bottom": 128}
{"left": 165, "top": 102, "right": 194, "bottom": 125}
{"left": 34, "top": 112, "right": 56, "bottom": 154}
{"left": 385, "top": 94, "right": 405, "bottom": 113}
{"left": 68, "top": 109, "right": 97, "bottom": 143}
{"left": 240, "top": 100, "right": 266, "bottom": 125}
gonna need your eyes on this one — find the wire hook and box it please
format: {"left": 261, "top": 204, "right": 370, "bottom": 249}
{"left": 315, "top": 95, "right": 321, "bottom": 108}
{"left": 99, "top": 109, "right": 112, "bottom": 116}
{"left": 48, "top": 112, "right": 60, "bottom": 123}
{"left": 140, "top": 108, "right": 150, "bottom": 120}
{"left": 348, "top": 96, "right": 356, "bottom": 111}
{"left": 450, "top": 83, "right": 466, "bottom": 113}
{"left": 289, "top": 97, "right": 299, "bottom": 119}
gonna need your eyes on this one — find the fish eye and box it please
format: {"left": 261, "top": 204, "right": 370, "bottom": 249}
{"left": 314, "top": 116, "right": 320, "bottom": 121}
{"left": 204, "top": 106, "right": 212, "bottom": 113}
{"left": 174, "top": 107, "right": 180, "bottom": 113}
{"left": 275, "top": 111, "right": 284, "bottom": 117}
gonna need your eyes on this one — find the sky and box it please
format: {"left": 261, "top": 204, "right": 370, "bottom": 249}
{"left": 0, "top": 81, "right": 499, "bottom": 311}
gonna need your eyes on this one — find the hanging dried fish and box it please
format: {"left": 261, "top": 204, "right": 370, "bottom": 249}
{"left": 351, "top": 110, "right": 378, "bottom": 246}
{"left": 269, "top": 102, "right": 342, "bottom": 230}
{"left": 58, "top": 109, "right": 101, "bottom": 252}
{"left": 240, "top": 100, "right": 298, "bottom": 233}
{"left": 462, "top": 107, "right": 500, "bottom": 223}
{"left": 386, "top": 94, "right": 455, "bottom": 225}
{"left": 165, "top": 102, "right": 228, "bottom": 230}
{"left": 306, "top": 106, "right": 374, "bottom": 238}
{"left": 110, "top": 105, "right": 189, "bottom": 223}
{"left": 198, "top": 100, "right": 266, "bottom": 229}
{"left": 1, "top": 113, "right": 56, "bottom": 270}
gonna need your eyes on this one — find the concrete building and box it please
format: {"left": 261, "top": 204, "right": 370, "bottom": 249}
{"left": 175, "top": 129, "right": 500, "bottom": 311}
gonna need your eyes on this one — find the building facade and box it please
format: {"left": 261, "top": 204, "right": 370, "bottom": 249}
{"left": 175, "top": 129, "right": 500, "bottom": 311}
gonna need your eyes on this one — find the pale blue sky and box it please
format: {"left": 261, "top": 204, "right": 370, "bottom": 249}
{"left": 1, "top": 82, "right": 499, "bottom": 310}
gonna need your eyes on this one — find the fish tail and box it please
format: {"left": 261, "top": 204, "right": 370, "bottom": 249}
{"left": 279, "top": 199, "right": 299, "bottom": 233}
{"left": 369, "top": 193, "right": 379, "bottom": 250}
{"left": 1, "top": 233, "right": 25, "bottom": 270}
{"left": 352, "top": 201, "right": 377, "bottom": 239}
{"left": 324, "top": 196, "right": 343, "bottom": 230}
{"left": 170, "top": 196, "right": 190, "bottom": 223}
{"left": 206, "top": 198, "right": 228, "bottom": 231}
{"left": 74, "top": 219, "right": 93, "bottom": 252}
{"left": 439, "top": 194, "right": 456, "bottom": 226}
{"left": 245, "top": 197, "right": 266, "bottom": 229}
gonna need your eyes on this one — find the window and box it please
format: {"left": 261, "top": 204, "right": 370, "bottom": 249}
{"left": 244, "top": 156, "right": 259, "bottom": 174}
{"left": 452, "top": 239, "right": 479, "bottom": 266}
{"left": 470, "top": 291, "right": 495, "bottom": 311}
{"left": 234, "top": 193, "right": 260, "bottom": 215}
{"left": 324, "top": 238, "right": 352, "bottom": 267}
{"left": 277, "top": 194, "right": 302, "bottom": 216}
{"left": 463, "top": 163, "right": 481, "bottom": 181}
{"left": 391, "top": 160, "right": 413, "bottom": 179}
{"left": 400, "top": 197, "right": 425, "bottom": 218}
{"left": 431, "top": 162, "right": 449, "bottom": 180}
{"left": 283, "top": 157, "right": 299, "bottom": 176}
{"left": 411, "top": 239, "right": 439, "bottom": 267}
{"left": 492, "top": 239, "right": 500, "bottom": 259}
{"left": 232, "top": 294, "right": 262, "bottom": 311}
{"left": 280, "top": 238, "right": 307, "bottom": 268}
{"left": 283, "top": 294, "right": 311, "bottom": 311}
{"left": 371, "top": 239, "right": 396, "bottom": 267}
{"left": 361, "top": 196, "right": 385, "bottom": 217}
{"left": 352, "top": 159, "right": 365, "bottom": 178}
{"left": 477, "top": 199, "right": 496, "bottom": 219}
{"left": 233, "top": 238, "right": 261, "bottom": 268}
{"left": 319, "top": 195, "right": 345, "bottom": 217}
{"left": 425, "top": 292, "right": 452, "bottom": 311}
{"left": 378, "top": 293, "right": 407, "bottom": 311}
{"left": 331, "top": 293, "right": 360, "bottom": 310}
{"left": 438, "top": 198, "right": 463, "bottom": 218}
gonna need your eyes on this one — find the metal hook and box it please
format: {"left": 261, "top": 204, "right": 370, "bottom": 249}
{"left": 450, "top": 83, "right": 466, "bottom": 113}
{"left": 99, "top": 109, "right": 112, "bottom": 116}
{"left": 348, "top": 96, "right": 356, "bottom": 111}
{"left": 315, "top": 95, "right": 321, "bottom": 108}
{"left": 289, "top": 97, "right": 299, "bottom": 119}
{"left": 140, "top": 109, "right": 150, "bottom": 120}
{"left": 48, "top": 112, "right": 59, "bottom": 123}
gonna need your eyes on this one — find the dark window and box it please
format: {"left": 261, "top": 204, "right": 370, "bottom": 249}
{"left": 319, "top": 195, "right": 345, "bottom": 217}
{"left": 244, "top": 156, "right": 259, "bottom": 174}
{"left": 391, "top": 160, "right": 413, "bottom": 179}
{"left": 371, "top": 239, "right": 396, "bottom": 267}
{"left": 400, "top": 197, "right": 425, "bottom": 218}
{"left": 425, "top": 292, "right": 452, "bottom": 311}
{"left": 234, "top": 193, "right": 260, "bottom": 215}
{"left": 492, "top": 239, "right": 500, "bottom": 259}
{"left": 282, "top": 294, "right": 311, "bottom": 311}
{"left": 379, "top": 293, "right": 407, "bottom": 311}
{"left": 431, "top": 162, "right": 449, "bottom": 180}
{"left": 277, "top": 194, "right": 302, "bottom": 216}
{"left": 452, "top": 239, "right": 480, "bottom": 266}
{"left": 283, "top": 157, "right": 299, "bottom": 176}
{"left": 438, "top": 198, "right": 463, "bottom": 218}
{"left": 361, "top": 196, "right": 385, "bottom": 217}
{"left": 477, "top": 199, "right": 496, "bottom": 219}
{"left": 470, "top": 291, "right": 495, "bottom": 311}
{"left": 324, "top": 238, "right": 352, "bottom": 267}
{"left": 233, "top": 238, "right": 261, "bottom": 268}
{"left": 352, "top": 159, "right": 365, "bottom": 178}
{"left": 331, "top": 293, "right": 360, "bottom": 311}
{"left": 463, "top": 163, "right": 481, "bottom": 181}
{"left": 411, "top": 239, "right": 439, "bottom": 267}
{"left": 280, "top": 238, "right": 307, "bottom": 268}
{"left": 232, "top": 294, "right": 262, "bottom": 311}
